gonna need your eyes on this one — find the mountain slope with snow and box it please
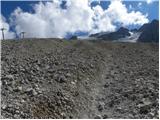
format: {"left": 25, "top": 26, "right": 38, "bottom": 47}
{"left": 89, "top": 20, "right": 159, "bottom": 43}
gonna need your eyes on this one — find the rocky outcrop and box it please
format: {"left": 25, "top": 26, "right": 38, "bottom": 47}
{"left": 138, "top": 20, "right": 159, "bottom": 43}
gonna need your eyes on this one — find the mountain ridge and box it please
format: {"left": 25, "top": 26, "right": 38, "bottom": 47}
{"left": 89, "top": 19, "right": 159, "bottom": 43}
{"left": 138, "top": 19, "right": 159, "bottom": 43}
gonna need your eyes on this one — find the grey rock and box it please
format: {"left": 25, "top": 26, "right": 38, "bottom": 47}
{"left": 90, "top": 64, "right": 94, "bottom": 68}
{"left": 56, "top": 75, "right": 67, "bottom": 83}
{"left": 1, "top": 104, "right": 7, "bottom": 110}
{"left": 94, "top": 115, "right": 102, "bottom": 119}
{"left": 102, "top": 114, "right": 108, "bottom": 119}
{"left": 97, "top": 104, "right": 104, "bottom": 112}
{"left": 1, "top": 39, "right": 158, "bottom": 119}
{"left": 104, "top": 82, "right": 109, "bottom": 88}
{"left": 4, "top": 75, "right": 14, "bottom": 80}
{"left": 66, "top": 73, "right": 71, "bottom": 77}
{"left": 139, "top": 105, "right": 150, "bottom": 114}
{"left": 25, "top": 88, "right": 37, "bottom": 96}
{"left": 13, "top": 86, "right": 22, "bottom": 92}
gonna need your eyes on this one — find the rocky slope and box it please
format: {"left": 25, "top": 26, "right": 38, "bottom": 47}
{"left": 1, "top": 39, "right": 159, "bottom": 119}
{"left": 138, "top": 20, "right": 159, "bottom": 43}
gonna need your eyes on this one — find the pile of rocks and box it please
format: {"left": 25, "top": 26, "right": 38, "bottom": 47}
{"left": 1, "top": 39, "right": 159, "bottom": 119}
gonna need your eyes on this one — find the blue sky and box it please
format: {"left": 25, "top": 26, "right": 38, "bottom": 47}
{"left": 2, "top": 1, "right": 159, "bottom": 22}
{"left": 0, "top": 0, "right": 159, "bottom": 39}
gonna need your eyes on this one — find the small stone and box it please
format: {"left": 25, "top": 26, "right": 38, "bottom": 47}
{"left": 105, "top": 76, "right": 109, "bottom": 79}
{"left": 21, "top": 99, "right": 25, "bottom": 103}
{"left": 7, "top": 86, "right": 13, "bottom": 91}
{"left": 69, "top": 116, "right": 73, "bottom": 119}
{"left": 70, "top": 63, "right": 76, "bottom": 66}
{"left": 128, "top": 114, "right": 133, "bottom": 118}
{"left": 14, "top": 86, "right": 22, "bottom": 92}
{"left": 45, "top": 65, "right": 50, "bottom": 69}
{"left": 37, "top": 60, "right": 41, "bottom": 65}
{"left": 138, "top": 100, "right": 151, "bottom": 114}
{"left": 142, "top": 99, "right": 152, "bottom": 106}
{"left": 139, "top": 105, "right": 150, "bottom": 114}
{"left": 102, "top": 114, "right": 108, "bottom": 119}
{"left": 25, "top": 88, "right": 37, "bottom": 96}
{"left": 33, "top": 84, "right": 39, "bottom": 89}
{"left": 73, "top": 91, "right": 79, "bottom": 97}
{"left": 20, "top": 67, "right": 25, "bottom": 72}
{"left": 71, "top": 81, "right": 75, "bottom": 85}
{"left": 1, "top": 104, "right": 7, "bottom": 110}
{"left": 54, "top": 74, "right": 59, "bottom": 78}
{"left": 32, "top": 89, "right": 38, "bottom": 96}
{"left": 98, "top": 104, "right": 104, "bottom": 112}
{"left": 8, "top": 104, "right": 13, "bottom": 108}
{"left": 54, "top": 61, "right": 59, "bottom": 65}
{"left": 94, "top": 115, "right": 102, "bottom": 119}
{"left": 57, "top": 75, "right": 67, "bottom": 83}
{"left": 14, "top": 114, "right": 20, "bottom": 118}
{"left": 37, "top": 90, "right": 42, "bottom": 94}
{"left": 116, "top": 107, "right": 122, "bottom": 111}
{"left": 5, "top": 75, "right": 14, "bottom": 80}
{"left": 66, "top": 73, "right": 71, "bottom": 77}
{"left": 104, "top": 83, "right": 109, "bottom": 88}
{"left": 149, "top": 112, "right": 155, "bottom": 117}
{"left": 15, "top": 110, "right": 20, "bottom": 114}
{"left": 48, "top": 69, "right": 55, "bottom": 73}
{"left": 86, "top": 78, "right": 90, "bottom": 80}
{"left": 90, "top": 64, "right": 94, "bottom": 68}
{"left": 60, "top": 112, "right": 66, "bottom": 117}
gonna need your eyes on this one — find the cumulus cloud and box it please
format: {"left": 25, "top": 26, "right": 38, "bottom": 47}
{"left": 106, "top": 0, "right": 149, "bottom": 26}
{"left": 138, "top": 2, "right": 142, "bottom": 8}
{"left": 10, "top": 0, "right": 149, "bottom": 38}
{"left": 0, "top": 15, "right": 15, "bottom": 39}
{"left": 146, "top": 0, "right": 153, "bottom": 4}
{"left": 129, "top": 4, "right": 133, "bottom": 10}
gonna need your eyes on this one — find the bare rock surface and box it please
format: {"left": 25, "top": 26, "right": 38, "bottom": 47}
{"left": 1, "top": 39, "right": 159, "bottom": 119}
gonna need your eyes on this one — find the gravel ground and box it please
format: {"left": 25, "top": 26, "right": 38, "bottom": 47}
{"left": 1, "top": 39, "right": 159, "bottom": 119}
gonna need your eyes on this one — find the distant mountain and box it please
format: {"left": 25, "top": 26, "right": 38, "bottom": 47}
{"left": 89, "top": 20, "right": 159, "bottom": 43}
{"left": 90, "top": 27, "right": 131, "bottom": 41}
{"left": 130, "top": 28, "right": 138, "bottom": 33}
{"left": 138, "top": 20, "right": 159, "bottom": 43}
{"left": 116, "top": 32, "right": 141, "bottom": 43}
{"left": 69, "top": 35, "right": 78, "bottom": 40}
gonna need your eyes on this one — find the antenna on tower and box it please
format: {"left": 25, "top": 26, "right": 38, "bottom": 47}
{"left": 1, "top": 28, "right": 6, "bottom": 40}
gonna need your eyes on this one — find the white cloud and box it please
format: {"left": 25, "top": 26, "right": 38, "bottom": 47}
{"left": 146, "top": 0, "right": 153, "bottom": 4}
{"left": 106, "top": 0, "right": 149, "bottom": 26}
{"left": 10, "top": 0, "right": 149, "bottom": 38}
{"left": 138, "top": 2, "right": 142, "bottom": 8}
{"left": 92, "top": 5, "right": 116, "bottom": 33}
{"left": 0, "top": 15, "right": 15, "bottom": 39}
{"left": 129, "top": 4, "right": 133, "bottom": 10}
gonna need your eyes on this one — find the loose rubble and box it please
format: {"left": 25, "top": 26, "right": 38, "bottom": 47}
{"left": 1, "top": 39, "right": 159, "bottom": 118}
